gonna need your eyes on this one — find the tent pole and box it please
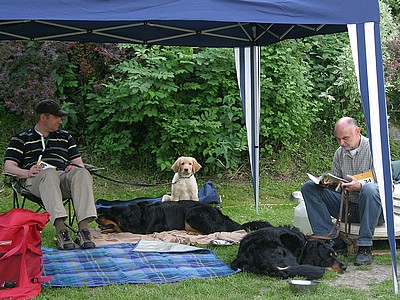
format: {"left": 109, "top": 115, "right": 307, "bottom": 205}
{"left": 348, "top": 23, "right": 398, "bottom": 294}
{"left": 235, "top": 46, "right": 261, "bottom": 213}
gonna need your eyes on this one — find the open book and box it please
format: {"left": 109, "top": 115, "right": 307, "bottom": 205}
{"left": 307, "top": 171, "right": 375, "bottom": 191}
{"left": 307, "top": 172, "right": 350, "bottom": 191}
{"left": 37, "top": 160, "right": 56, "bottom": 170}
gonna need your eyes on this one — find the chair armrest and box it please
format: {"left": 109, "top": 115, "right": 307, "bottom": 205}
{"left": 3, "top": 172, "right": 17, "bottom": 178}
{"left": 3, "top": 172, "right": 17, "bottom": 185}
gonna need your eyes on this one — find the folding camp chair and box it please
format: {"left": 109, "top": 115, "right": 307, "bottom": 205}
{"left": 3, "top": 164, "right": 104, "bottom": 231}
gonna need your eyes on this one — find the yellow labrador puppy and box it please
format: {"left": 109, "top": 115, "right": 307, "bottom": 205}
{"left": 162, "top": 156, "right": 202, "bottom": 201}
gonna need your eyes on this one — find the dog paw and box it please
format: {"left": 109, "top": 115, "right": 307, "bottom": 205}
{"left": 162, "top": 195, "right": 172, "bottom": 202}
{"left": 99, "top": 224, "right": 117, "bottom": 234}
{"left": 186, "top": 230, "right": 202, "bottom": 235}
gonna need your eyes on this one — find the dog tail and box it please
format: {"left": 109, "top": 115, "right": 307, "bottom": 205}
{"left": 284, "top": 265, "right": 325, "bottom": 280}
{"left": 241, "top": 220, "right": 272, "bottom": 231}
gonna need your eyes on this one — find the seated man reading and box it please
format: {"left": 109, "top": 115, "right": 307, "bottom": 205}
{"left": 301, "top": 117, "right": 384, "bottom": 266}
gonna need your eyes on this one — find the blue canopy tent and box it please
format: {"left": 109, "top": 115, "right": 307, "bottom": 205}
{"left": 0, "top": 0, "right": 397, "bottom": 293}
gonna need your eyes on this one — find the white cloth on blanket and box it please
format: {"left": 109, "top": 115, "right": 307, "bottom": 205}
{"left": 90, "top": 228, "right": 247, "bottom": 247}
{"left": 133, "top": 240, "right": 201, "bottom": 252}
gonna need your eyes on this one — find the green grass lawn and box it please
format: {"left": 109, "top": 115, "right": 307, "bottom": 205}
{"left": 0, "top": 174, "right": 398, "bottom": 300}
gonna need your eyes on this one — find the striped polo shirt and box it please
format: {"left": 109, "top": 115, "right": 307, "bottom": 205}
{"left": 4, "top": 127, "right": 81, "bottom": 170}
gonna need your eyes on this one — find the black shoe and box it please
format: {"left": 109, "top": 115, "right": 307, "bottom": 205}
{"left": 76, "top": 228, "right": 95, "bottom": 249}
{"left": 56, "top": 229, "right": 75, "bottom": 250}
{"left": 354, "top": 247, "right": 372, "bottom": 266}
{"left": 330, "top": 237, "right": 348, "bottom": 254}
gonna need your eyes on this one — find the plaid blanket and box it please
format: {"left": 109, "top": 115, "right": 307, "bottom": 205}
{"left": 42, "top": 241, "right": 236, "bottom": 287}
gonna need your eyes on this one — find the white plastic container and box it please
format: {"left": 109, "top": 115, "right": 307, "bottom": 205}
{"left": 294, "top": 197, "right": 313, "bottom": 235}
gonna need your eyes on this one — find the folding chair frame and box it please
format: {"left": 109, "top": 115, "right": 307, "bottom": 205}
{"left": 4, "top": 172, "right": 76, "bottom": 232}
{"left": 3, "top": 164, "right": 103, "bottom": 233}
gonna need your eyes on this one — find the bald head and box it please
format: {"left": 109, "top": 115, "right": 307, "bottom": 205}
{"left": 335, "top": 117, "right": 358, "bottom": 128}
{"left": 334, "top": 117, "right": 361, "bottom": 150}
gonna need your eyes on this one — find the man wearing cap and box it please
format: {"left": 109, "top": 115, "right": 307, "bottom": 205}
{"left": 4, "top": 99, "right": 97, "bottom": 250}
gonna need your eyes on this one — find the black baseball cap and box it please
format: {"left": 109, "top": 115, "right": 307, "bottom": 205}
{"left": 35, "top": 100, "right": 69, "bottom": 117}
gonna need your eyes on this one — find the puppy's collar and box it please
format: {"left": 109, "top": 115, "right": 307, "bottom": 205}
{"left": 172, "top": 174, "right": 193, "bottom": 184}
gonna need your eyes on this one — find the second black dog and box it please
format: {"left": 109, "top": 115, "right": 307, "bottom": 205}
{"left": 231, "top": 226, "right": 346, "bottom": 280}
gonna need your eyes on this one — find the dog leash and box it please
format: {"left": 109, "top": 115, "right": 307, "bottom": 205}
{"left": 69, "top": 163, "right": 171, "bottom": 187}
{"left": 305, "top": 189, "right": 347, "bottom": 241}
{"left": 90, "top": 172, "right": 172, "bottom": 187}
{"left": 93, "top": 172, "right": 195, "bottom": 187}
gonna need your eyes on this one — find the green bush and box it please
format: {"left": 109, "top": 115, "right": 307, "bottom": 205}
{"left": 85, "top": 43, "right": 331, "bottom": 175}
{"left": 259, "top": 41, "right": 315, "bottom": 154}
{"left": 86, "top": 46, "right": 247, "bottom": 174}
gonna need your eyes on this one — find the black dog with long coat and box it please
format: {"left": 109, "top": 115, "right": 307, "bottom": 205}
{"left": 231, "top": 225, "right": 346, "bottom": 280}
{"left": 96, "top": 200, "right": 253, "bottom": 234}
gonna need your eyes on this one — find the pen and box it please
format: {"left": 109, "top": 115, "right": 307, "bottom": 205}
{"left": 37, "top": 133, "right": 45, "bottom": 165}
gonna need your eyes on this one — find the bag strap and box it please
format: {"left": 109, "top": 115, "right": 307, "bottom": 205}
{"left": 306, "top": 189, "right": 347, "bottom": 241}
{"left": 31, "top": 256, "right": 51, "bottom": 284}
{"left": 0, "top": 225, "right": 29, "bottom": 260}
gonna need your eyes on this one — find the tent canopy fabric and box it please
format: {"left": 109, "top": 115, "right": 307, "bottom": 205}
{"left": 0, "top": 0, "right": 378, "bottom": 46}
{"left": 0, "top": 0, "right": 397, "bottom": 293}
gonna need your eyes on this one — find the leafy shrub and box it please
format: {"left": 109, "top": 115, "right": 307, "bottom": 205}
{"left": 385, "top": 37, "right": 400, "bottom": 123}
{"left": 86, "top": 46, "right": 247, "bottom": 175}
{"left": 259, "top": 41, "right": 315, "bottom": 155}
{"left": 0, "top": 41, "right": 67, "bottom": 125}
{"left": 384, "top": 0, "right": 400, "bottom": 24}
{"left": 0, "top": 41, "right": 125, "bottom": 140}
{"left": 86, "top": 43, "right": 326, "bottom": 174}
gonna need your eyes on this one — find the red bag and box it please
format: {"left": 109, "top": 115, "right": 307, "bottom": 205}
{"left": 0, "top": 208, "right": 50, "bottom": 300}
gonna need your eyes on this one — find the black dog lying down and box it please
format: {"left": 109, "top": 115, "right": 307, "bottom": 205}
{"left": 231, "top": 226, "right": 346, "bottom": 280}
{"left": 96, "top": 200, "right": 268, "bottom": 234}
